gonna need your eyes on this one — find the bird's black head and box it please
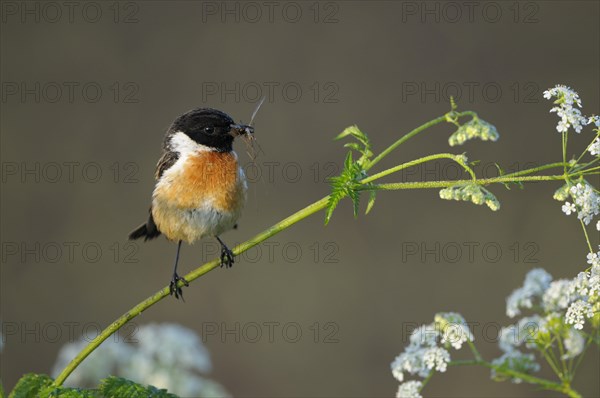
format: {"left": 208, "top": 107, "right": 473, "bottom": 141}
{"left": 167, "top": 108, "right": 251, "bottom": 152}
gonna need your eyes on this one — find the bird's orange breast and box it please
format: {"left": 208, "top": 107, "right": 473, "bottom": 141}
{"left": 151, "top": 150, "right": 246, "bottom": 242}
{"left": 154, "top": 151, "right": 244, "bottom": 212}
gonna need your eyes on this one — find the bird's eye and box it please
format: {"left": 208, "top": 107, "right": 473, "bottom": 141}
{"left": 203, "top": 126, "right": 215, "bottom": 134}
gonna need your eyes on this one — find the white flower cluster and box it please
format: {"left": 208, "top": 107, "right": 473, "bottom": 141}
{"left": 560, "top": 182, "right": 600, "bottom": 225}
{"left": 439, "top": 183, "right": 500, "bottom": 211}
{"left": 52, "top": 323, "right": 229, "bottom": 397}
{"left": 391, "top": 313, "right": 473, "bottom": 398}
{"left": 562, "top": 328, "right": 586, "bottom": 360}
{"left": 396, "top": 380, "right": 423, "bottom": 398}
{"left": 589, "top": 137, "right": 600, "bottom": 157}
{"left": 507, "top": 265, "right": 599, "bottom": 330}
{"left": 498, "top": 315, "right": 546, "bottom": 352}
{"left": 544, "top": 86, "right": 599, "bottom": 225}
{"left": 543, "top": 85, "right": 586, "bottom": 133}
{"left": 506, "top": 268, "right": 552, "bottom": 317}
{"left": 588, "top": 115, "right": 600, "bottom": 157}
{"left": 493, "top": 263, "right": 598, "bottom": 384}
{"left": 448, "top": 117, "right": 499, "bottom": 146}
{"left": 435, "top": 312, "right": 474, "bottom": 350}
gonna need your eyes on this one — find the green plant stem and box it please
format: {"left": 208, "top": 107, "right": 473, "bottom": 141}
{"left": 419, "top": 372, "right": 434, "bottom": 391}
{"left": 562, "top": 131, "right": 568, "bottom": 174}
{"left": 369, "top": 174, "right": 576, "bottom": 192}
{"left": 53, "top": 196, "right": 331, "bottom": 387}
{"left": 467, "top": 339, "right": 483, "bottom": 362}
{"left": 540, "top": 344, "right": 564, "bottom": 380}
{"left": 499, "top": 162, "right": 568, "bottom": 179}
{"left": 362, "top": 153, "right": 476, "bottom": 184}
{"left": 579, "top": 219, "right": 594, "bottom": 253}
{"left": 366, "top": 111, "right": 475, "bottom": 171}
{"left": 449, "top": 360, "right": 581, "bottom": 398}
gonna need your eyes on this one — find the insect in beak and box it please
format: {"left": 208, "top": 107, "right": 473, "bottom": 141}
{"left": 234, "top": 97, "right": 266, "bottom": 160}
{"left": 230, "top": 123, "right": 254, "bottom": 137}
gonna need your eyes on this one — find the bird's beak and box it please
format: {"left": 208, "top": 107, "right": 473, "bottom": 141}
{"left": 230, "top": 123, "right": 254, "bottom": 137}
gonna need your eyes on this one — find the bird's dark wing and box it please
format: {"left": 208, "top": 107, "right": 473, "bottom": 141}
{"left": 155, "top": 150, "right": 179, "bottom": 179}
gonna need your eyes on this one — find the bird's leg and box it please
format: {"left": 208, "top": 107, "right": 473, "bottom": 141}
{"left": 169, "top": 240, "right": 189, "bottom": 300}
{"left": 216, "top": 236, "right": 234, "bottom": 268}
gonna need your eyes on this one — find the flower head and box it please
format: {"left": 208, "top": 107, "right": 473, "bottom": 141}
{"left": 562, "top": 329, "right": 585, "bottom": 359}
{"left": 396, "top": 380, "right": 423, "bottom": 398}
{"left": 448, "top": 117, "right": 499, "bottom": 146}
{"left": 565, "top": 300, "right": 594, "bottom": 329}
{"left": 565, "top": 182, "right": 600, "bottom": 225}
{"left": 52, "top": 323, "right": 228, "bottom": 397}
{"left": 544, "top": 85, "right": 586, "bottom": 133}
{"left": 506, "top": 269, "right": 552, "bottom": 317}
{"left": 435, "top": 312, "right": 473, "bottom": 350}
{"left": 439, "top": 183, "right": 500, "bottom": 211}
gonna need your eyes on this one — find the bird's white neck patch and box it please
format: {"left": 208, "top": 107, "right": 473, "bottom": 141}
{"left": 169, "top": 131, "right": 213, "bottom": 156}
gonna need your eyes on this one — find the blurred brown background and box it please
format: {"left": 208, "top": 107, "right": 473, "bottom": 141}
{"left": 1, "top": 1, "right": 599, "bottom": 397}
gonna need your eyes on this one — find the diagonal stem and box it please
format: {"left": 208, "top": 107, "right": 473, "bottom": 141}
{"left": 52, "top": 196, "right": 331, "bottom": 387}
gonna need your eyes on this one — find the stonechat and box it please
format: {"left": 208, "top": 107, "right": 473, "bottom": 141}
{"left": 129, "top": 107, "right": 254, "bottom": 299}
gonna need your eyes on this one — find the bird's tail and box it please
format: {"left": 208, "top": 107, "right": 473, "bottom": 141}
{"left": 129, "top": 211, "right": 161, "bottom": 241}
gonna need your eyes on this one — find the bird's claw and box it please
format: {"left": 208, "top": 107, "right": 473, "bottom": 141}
{"left": 220, "top": 246, "right": 235, "bottom": 268}
{"left": 169, "top": 273, "right": 189, "bottom": 300}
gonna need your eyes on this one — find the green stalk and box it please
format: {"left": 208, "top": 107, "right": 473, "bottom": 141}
{"left": 370, "top": 174, "right": 572, "bottom": 192}
{"left": 362, "top": 153, "right": 476, "bottom": 184}
{"left": 365, "top": 111, "right": 475, "bottom": 171}
{"left": 53, "top": 196, "right": 331, "bottom": 387}
{"left": 449, "top": 360, "right": 581, "bottom": 397}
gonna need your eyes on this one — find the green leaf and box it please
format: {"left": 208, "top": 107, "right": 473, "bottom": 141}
{"left": 343, "top": 142, "right": 362, "bottom": 152}
{"left": 39, "top": 386, "right": 99, "bottom": 398}
{"left": 327, "top": 126, "right": 375, "bottom": 224}
{"left": 335, "top": 125, "right": 362, "bottom": 140}
{"left": 350, "top": 189, "right": 360, "bottom": 218}
{"left": 366, "top": 190, "right": 376, "bottom": 214}
{"left": 494, "top": 163, "right": 504, "bottom": 176}
{"left": 99, "top": 377, "right": 179, "bottom": 398}
{"left": 324, "top": 194, "right": 341, "bottom": 225}
{"left": 449, "top": 96, "right": 457, "bottom": 111}
{"left": 344, "top": 151, "right": 353, "bottom": 169}
{"left": 9, "top": 374, "right": 53, "bottom": 398}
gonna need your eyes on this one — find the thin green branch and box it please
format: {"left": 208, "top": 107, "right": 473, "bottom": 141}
{"left": 365, "top": 111, "right": 475, "bottom": 171}
{"left": 361, "top": 153, "right": 475, "bottom": 184}
{"left": 448, "top": 359, "right": 581, "bottom": 398}
{"left": 369, "top": 174, "right": 576, "bottom": 192}
{"left": 579, "top": 219, "right": 593, "bottom": 253}
{"left": 53, "top": 196, "right": 331, "bottom": 387}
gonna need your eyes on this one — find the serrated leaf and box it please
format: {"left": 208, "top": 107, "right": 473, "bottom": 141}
{"left": 350, "top": 189, "right": 360, "bottom": 218}
{"left": 343, "top": 142, "right": 362, "bottom": 152}
{"left": 335, "top": 125, "right": 362, "bottom": 140}
{"left": 450, "top": 96, "right": 457, "bottom": 111}
{"left": 99, "top": 377, "right": 179, "bottom": 398}
{"left": 39, "top": 386, "right": 99, "bottom": 398}
{"left": 366, "top": 190, "right": 376, "bottom": 214}
{"left": 494, "top": 163, "right": 505, "bottom": 176}
{"left": 325, "top": 194, "right": 342, "bottom": 225}
{"left": 9, "top": 374, "right": 54, "bottom": 398}
{"left": 344, "top": 151, "right": 353, "bottom": 169}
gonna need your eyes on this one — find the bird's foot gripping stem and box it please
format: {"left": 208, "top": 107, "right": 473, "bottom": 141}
{"left": 216, "top": 237, "right": 235, "bottom": 268}
{"left": 169, "top": 273, "right": 189, "bottom": 300}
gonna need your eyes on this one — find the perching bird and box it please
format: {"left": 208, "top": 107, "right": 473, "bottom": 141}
{"left": 129, "top": 108, "right": 254, "bottom": 299}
